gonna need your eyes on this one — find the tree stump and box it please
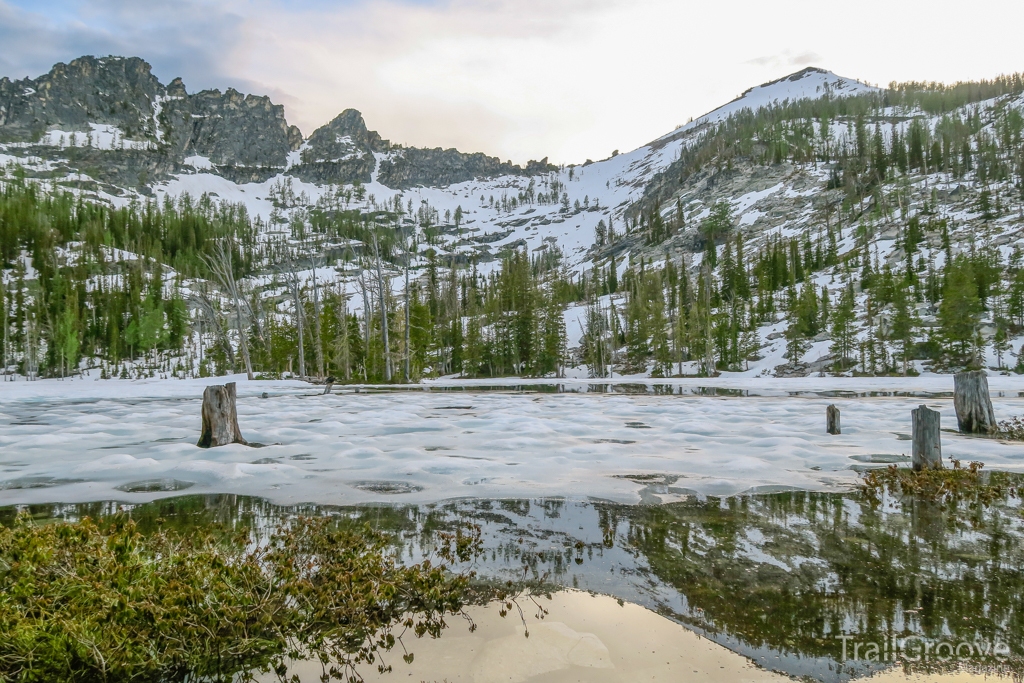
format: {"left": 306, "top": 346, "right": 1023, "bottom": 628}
{"left": 323, "top": 376, "right": 336, "bottom": 395}
{"left": 953, "top": 370, "right": 996, "bottom": 434}
{"left": 197, "top": 382, "right": 248, "bottom": 448}
{"left": 826, "top": 404, "right": 841, "bottom": 435}
{"left": 912, "top": 404, "right": 942, "bottom": 471}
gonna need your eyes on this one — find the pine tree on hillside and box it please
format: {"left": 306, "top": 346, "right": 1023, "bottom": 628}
{"left": 938, "top": 256, "right": 982, "bottom": 367}
{"left": 830, "top": 285, "right": 856, "bottom": 371}
{"left": 700, "top": 202, "right": 732, "bottom": 270}
{"left": 886, "top": 284, "right": 919, "bottom": 375}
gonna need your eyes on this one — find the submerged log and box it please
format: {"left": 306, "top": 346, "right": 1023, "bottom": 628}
{"left": 826, "top": 404, "right": 841, "bottom": 435}
{"left": 197, "top": 382, "right": 248, "bottom": 448}
{"left": 912, "top": 404, "right": 942, "bottom": 471}
{"left": 953, "top": 370, "right": 996, "bottom": 434}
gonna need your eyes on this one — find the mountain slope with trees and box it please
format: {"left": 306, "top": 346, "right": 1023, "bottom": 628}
{"left": 2, "top": 60, "right": 1024, "bottom": 382}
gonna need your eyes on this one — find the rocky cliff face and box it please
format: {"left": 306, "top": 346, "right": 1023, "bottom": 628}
{"left": 291, "top": 108, "right": 554, "bottom": 188}
{"left": 0, "top": 56, "right": 161, "bottom": 141}
{"left": 297, "top": 109, "right": 535, "bottom": 189}
{"left": 0, "top": 55, "right": 551, "bottom": 190}
{"left": 288, "top": 109, "right": 382, "bottom": 185}
{"left": 377, "top": 148, "right": 523, "bottom": 189}
{"left": 161, "top": 86, "right": 303, "bottom": 177}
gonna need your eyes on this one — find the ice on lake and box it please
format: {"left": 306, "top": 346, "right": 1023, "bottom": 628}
{"left": 3, "top": 374, "right": 1024, "bottom": 506}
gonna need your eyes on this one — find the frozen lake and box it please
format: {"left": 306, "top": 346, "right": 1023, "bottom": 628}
{"left": 3, "top": 374, "right": 1024, "bottom": 506}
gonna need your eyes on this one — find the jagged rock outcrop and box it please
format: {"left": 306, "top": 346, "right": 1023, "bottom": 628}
{"left": 292, "top": 108, "right": 555, "bottom": 188}
{"left": 161, "top": 87, "right": 303, "bottom": 171}
{"left": 0, "top": 56, "right": 161, "bottom": 141}
{"left": 48, "top": 147, "right": 175, "bottom": 192}
{"left": 0, "top": 55, "right": 555, "bottom": 190}
{"left": 288, "top": 109, "right": 382, "bottom": 185}
{"left": 305, "top": 108, "right": 387, "bottom": 156}
{"left": 377, "top": 148, "right": 521, "bottom": 188}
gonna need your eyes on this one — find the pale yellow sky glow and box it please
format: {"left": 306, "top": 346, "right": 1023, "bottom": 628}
{"left": 3, "top": 0, "right": 1024, "bottom": 163}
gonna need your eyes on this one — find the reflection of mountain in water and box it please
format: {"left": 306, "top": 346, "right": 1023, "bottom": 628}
{"left": 5, "top": 486, "right": 1023, "bottom": 681}
{"left": 605, "top": 490, "right": 1024, "bottom": 679}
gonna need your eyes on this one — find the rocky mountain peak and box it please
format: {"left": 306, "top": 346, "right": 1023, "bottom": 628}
{"left": 166, "top": 77, "right": 188, "bottom": 99}
{"left": 0, "top": 54, "right": 554, "bottom": 189}
{"left": 0, "top": 54, "right": 162, "bottom": 140}
{"left": 304, "top": 108, "right": 387, "bottom": 159}
{"left": 327, "top": 109, "right": 387, "bottom": 150}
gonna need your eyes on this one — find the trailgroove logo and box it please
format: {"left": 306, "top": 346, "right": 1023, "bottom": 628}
{"left": 837, "top": 635, "right": 1011, "bottom": 662}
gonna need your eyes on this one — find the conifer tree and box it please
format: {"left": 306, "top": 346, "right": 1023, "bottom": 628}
{"left": 938, "top": 256, "right": 982, "bottom": 367}
{"left": 830, "top": 285, "right": 856, "bottom": 370}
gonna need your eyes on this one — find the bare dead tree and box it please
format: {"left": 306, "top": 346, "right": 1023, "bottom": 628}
{"left": 404, "top": 235, "right": 413, "bottom": 383}
{"left": 283, "top": 247, "right": 307, "bottom": 379}
{"left": 1, "top": 280, "right": 8, "bottom": 380}
{"left": 248, "top": 291, "right": 272, "bottom": 360}
{"left": 201, "top": 239, "right": 253, "bottom": 380}
{"left": 309, "top": 250, "right": 325, "bottom": 380}
{"left": 334, "top": 284, "right": 351, "bottom": 381}
{"left": 370, "top": 229, "right": 392, "bottom": 382}
{"left": 357, "top": 265, "right": 372, "bottom": 381}
{"left": 190, "top": 287, "right": 236, "bottom": 372}
{"left": 703, "top": 257, "right": 716, "bottom": 377}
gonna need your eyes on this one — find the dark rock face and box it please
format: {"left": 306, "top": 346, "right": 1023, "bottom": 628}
{"left": 304, "top": 109, "right": 387, "bottom": 157}
{"left": 295, "top": 109, "right": 557, "bottom": 188}
{"left": 0, "top": 55, "right": 554, "bottom": 190}
{"left": 0, "top": 56, "right": 301, "bottom": 175}
{"left": 161, "top": 87, "right": 303, "bottom": 169}
{"left": 0, "top": 56, "right": 161, "bottom": 141}
{"left": 46, "top": 147, "right": 176, "bottom": 189}
{"left": 380, "top": 150, "right": 556, "bottom": 189}
{"left": 377, "top": 148, "right": 521, "bottom": 189}
{"left": 289, "top": 109, "right": 382, "bottom": 185}
{"left": 289, "top": 157, "right": 377, "bottom": 186}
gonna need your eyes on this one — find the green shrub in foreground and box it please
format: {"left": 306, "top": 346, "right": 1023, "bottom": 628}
{"left": 0, "top": 514, "right": 479, "bottom": 682}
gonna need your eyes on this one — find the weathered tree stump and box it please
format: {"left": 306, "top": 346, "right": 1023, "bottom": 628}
{"left": 912, "top": 404, "right": 942, "bottom": 471}
{"left": 197, "top": 382, "right": 248, "bottom": 448}
{"left": 323, "top": 376, "right": 336, "bottom": 395}
{"left": 953, "top": 370, "right": 996, "bottom": 434}
{"left": 826, "top": 404, "right": 841, "bottom": 435}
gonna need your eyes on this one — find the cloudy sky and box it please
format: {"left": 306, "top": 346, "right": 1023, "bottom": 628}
{"left": 2, "top": 0, "right": 1022, "bottom": 164}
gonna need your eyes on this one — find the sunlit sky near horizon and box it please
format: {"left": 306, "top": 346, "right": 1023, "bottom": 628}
{"left": 2, "top": 0, "right": 1022, "bottom": 164}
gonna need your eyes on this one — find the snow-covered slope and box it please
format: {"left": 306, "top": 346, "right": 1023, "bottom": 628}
{"left": 6, "top": 60, "right": 1023, "bottom": 378}
{"left": 133, "top": 66, "right": 877, "bottom": 285}
{"left": 0, "top": 64, "right": 878, "bottom": 287}
{"left": 653, "top": 67, "right": 878, "bottom": 145}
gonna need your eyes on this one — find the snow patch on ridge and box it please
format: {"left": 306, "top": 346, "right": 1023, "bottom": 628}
{"left": 654, "top": 68, "right": 878, "bottom": 145}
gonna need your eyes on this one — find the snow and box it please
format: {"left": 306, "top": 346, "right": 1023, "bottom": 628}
{"left": 732, "top": 184, "right": 784, "bottom": 213}
{"left": 653, "top": 68, "right": 878, "bottom": 145}
{"left": 183, "top": 155, "right": 214, "bottom": 170}
{"left": 2, "top": 374, "right": 1024, "bottom": 507}
{"left": 739, "top": 210, "right": 765, "bottom": 226}
{"left": 5, "top": 71, "right": 1024, "bottom": 409}
{"left": 0, "top": 67, "right": 885, "bottom": 324}
{"left": 26, "top": 124, "right": 156, "bottom": 151}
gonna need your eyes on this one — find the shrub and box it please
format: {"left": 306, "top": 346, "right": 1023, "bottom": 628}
{"left": 860, "top": 459, "right": 1019, "bottom": 508}
{"left": 0, "top": 514, "right": 479, "bottom": 682}
{"left": 997, "top": 416, "right": 1024, "bottom": 441}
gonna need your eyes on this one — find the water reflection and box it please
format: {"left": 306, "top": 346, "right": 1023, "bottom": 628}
{"left": 3, "top": 488, "right": 1022, "bottom": 681}
{"left": 352, "top": 383, "right": 960, "bottom": 398}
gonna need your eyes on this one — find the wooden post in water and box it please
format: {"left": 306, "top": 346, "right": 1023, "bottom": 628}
{"left": 953, "top": 370, "right": 996, "bottom": 434}
{"left": 826, "top": 404, "right": 841, "bottom": 435}
{"left": 197, "top": 382, "right": 248, "bottom": 448}
{"left": 912, "top": 404, "right": 942, "bottom": 471}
